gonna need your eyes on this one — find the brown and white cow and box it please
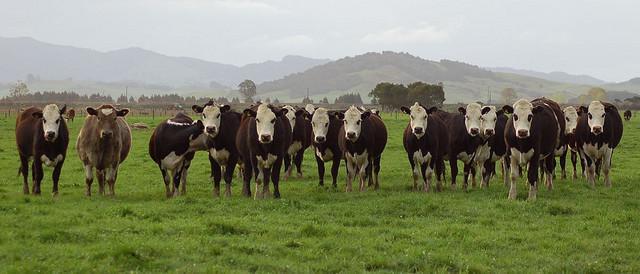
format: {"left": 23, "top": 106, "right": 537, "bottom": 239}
{"left": 305, "top": 107, "right": 344, "bottom": 187}
{"left": 66, "top": 108, "right": 76, "bottom": 122}
{"left": 336, "top": 105, "right": 387, "bottom": 192}
{"left": 282, "top": 105, "right": 312, "bottom": 179}
{"left": 192, "top": 101, "right": 242, "bottom": 197}
{"left": 559, "top": 106, "right": 584, "bottom": 179}
{"left": 149, "top": 112, "right": 205, "bottom": 198}
{"left": 472, "top": 105, "right": 513, "bottom": 188}
{"left": 76, "top": 105, "right": 131, "bottom": 196}
{"left": 235, "top": 104, "right": 290, "bottom": 199}
{"left": 16, "top": 104, "right": 69, "bottom": 196}
{"left": 624, "top": 110, "right": 632, "bottom": 121}
{"left": 401, "top": 103, "right": 448, "bottom": 192}
{"left": 576, "top": 101, "right": 623, "bottom": 187}
{"left": 505, "top": 98, "right": 563, "bottom": 200}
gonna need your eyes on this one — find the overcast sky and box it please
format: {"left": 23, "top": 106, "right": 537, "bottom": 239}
{"left": 1, "top": 0, "right": 638, "bottom": 82}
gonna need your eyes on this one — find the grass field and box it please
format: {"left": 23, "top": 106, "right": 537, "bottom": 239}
{"left": 0, "top": 112, "right": 639, "bottom": 273}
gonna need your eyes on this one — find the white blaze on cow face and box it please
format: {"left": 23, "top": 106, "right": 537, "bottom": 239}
{"left": 255, "top": 104, "right": 278, "bottom": 144}
{"left": 587, "top": 101, "right": 606, "bottom": 135}
{"left": 563, "top": 106, "right": 579, "bottom": 135}
{"left": 41, "top": 104, "right": 64, "bottom": 142}
{"left": 311, "top": 108, "right": 330, "bottom": 143}
{"left": 479, "top": 106, "right": 497, "bottom": 137}
{"left": 283, "top": 105, "right": 296, "bottom": 133}
{"left": 465, "top": 103, "right": 482, "bottom": 136}
{"left": 512, "top": 99, "right": 535, "bottom": 139}
{"left": 407, "top": 102, "right": 428, "bottom": 139}
{"left": 201, "top": 105, "right": 222, "bottom": 138}
{"left": 343, "top": 106, "right": 366, "bottom": 142}
{"left": 305, "top": 104, "right": 315, "bottom": 115}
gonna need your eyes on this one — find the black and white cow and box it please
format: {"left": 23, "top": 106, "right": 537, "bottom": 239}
{"left": 472, "top": 105, "right": 513, "bottom": 188}
{"left": 282, "top": 105, "right": 312, "bottom": 179}
{"left": 306, "top": 107, "right": 344, "bottom": 187}
{"left": 336, "top": 106, "right": 387, "bottom": 192}
{"left": 401, "top": 103, "right": 448, "bottom": 192}
{"left": 192, "top": 101, "right": 241, "bottom": 197}
{"left": 576, "top": 101, "right": 623, "bottom": 187}
{"left": 149, "top": 112, "right": 205, "bottom": 197}
{"left": 559, "top": 106, "right": 584, "bottom": 180}
{"left": 505, "top": 98, "right": 563, "bottom": 200}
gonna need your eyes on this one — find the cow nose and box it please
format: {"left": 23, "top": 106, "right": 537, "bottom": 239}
{"left": 470, "top": 128, "right": 479, "bottom": 135}
{"left": 260, "top": 134, "right": 272, "bottom": 143}
{"left": 517, "top": 129, "right": 528, "bottom": 138}
{"left": 46, "top": 131, "right": 55, "bottom": 139}
{"left": 101, "top": 131, "right": 113, "bottom": 138}
{"left": 413, "top": 127, "right": 423, "bottom": 134}
{"left": 315, "top": 136, "right": 326, "bottom": 143}
{"left": 347, "top": 132, "right": 356, "bottom": 139}
{"left": 592, "top": 126, "right": 602, "bottom": 134}
{"left": 206, "top": 126, "right": 216, "bottom": 134}
{"left": 572, "top": 128, "right": 576, "bottom": 134}
{"left": 485, "top": 129, "right": 494, "bottom": 136}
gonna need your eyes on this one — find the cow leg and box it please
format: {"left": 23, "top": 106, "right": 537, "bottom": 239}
{"left": 481, "top": 160, "right": 493, "bottom": 188}
{"left": 584, "top": 154, "right": 596, "bottom": 188}
{"left": 367, "top": 162, "right": 374, "bottom": 188}
{"left": 315, "top": 155, "right": 325, "bottom": 186}
{"left": 462, "top": 163, "right": 472, "bottom": 192}
{"left": 180, "top": 159, "right": 191, "bottom": 195}
{"left": 502, "top": 155, "right": 511, "bottom": 187}
{"left": 223, "top": 156, "right": 238, "bottom": 197}
{"left": 32, "top": 159, "right": 43, "bottom": 195}
{"left": 210, "top": 156, "right": 222, "bottom": 198}
{"left": 330, "top": 157, "right": 340, "bottom": 188}
{"left": 449, "top": 156, "right": 458, "bottom": 190}
{"left": 96, "top": 169, "right": 106, "bottom": 195}
{"left": 262, "top": 166, "right": 272, "bottom": 199}
{"left": 294, "top": 149, "right": 304, "bottom": 178}
{"left": 435, "top": 158, "right": 445, "bottom": 192}
{"left": 508, "top": 155, "right": 519, "bottom": 200}
{"left": 84, "top": 164, "right": 94, "bottom": 196}
{"left": 271, "top": 158, "right": 283, "bottom": 199}
{"left": 172, "top": 164, "right": 183, "bottom": 197}
{"left": 469, "top": 164, "right": 477, "bottom": 188}
{"left": 603, "top": 148, "right": 613, "bottom": 187}
{"left": 106, "top": 167, "right": 117, "bottom": 196}
{"left": 559, "top": 147, "right": 568, "bottom": 179}
{"left": 527, "top": 155, "right": 540, "bottom": 201}
{"left": 52, "top": 161, "right": 64, "bottom": 197}
{"left": 373, "top": 156, "right": 381, "bottom": 190}
{"left": 241, "top": 162, "right": 253, "bottom": 198}
{"left": 254, "top": 164, "right": 264, "bottom": 200}
{"left": 345, "top": 159, "right": 355, "bottom": 192}
{"left": 283, "top": 154, "right": 292, "bottom": 180}
{"left": 545, "top": 157, "right": 554, "bottom": 191}
{"left": 359, "top": 158, "right": 370, "bottom": 192}
{"left": 20, "top": 155, "right": 29, "bottom": 194}
{"left": 570, "top": 150, "right": 578, "bottom": 180}
{"left": 424, "top": 162, "right": 434, "bottom": 193}
{"left": 160, "top": 168, "right": 171, "bottom": 198}
{"left": 409, "top": 153, "right": 419, "bottom": 191}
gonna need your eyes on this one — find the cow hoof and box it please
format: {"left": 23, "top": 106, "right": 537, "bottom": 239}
{"left": 450, "top": 184, "right": 456, "bottom": 191}
{"left": 212, "top": 189, "right": 220, "bottom": 198}
{"left": 297, "top": 173, "right": 303, "bottom": 179}
{"left": 224, "top": 190, "right": 232, "bottom": 197}
{"left": 52, "top": 192, "right": 59, "bottom": 198}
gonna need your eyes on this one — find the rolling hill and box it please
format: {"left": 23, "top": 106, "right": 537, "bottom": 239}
{"left": 487, "top": 67, "right": 607, "bottom": 86}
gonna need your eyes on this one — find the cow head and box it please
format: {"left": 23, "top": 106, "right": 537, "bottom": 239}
{"left": 308, "top": 107, "right": 331, "bottom": 143}
{"left": 563, "top": 106, "right": 579, "bottom": 135}
{"left": 512, "top": 99, "right": 543, "bottom": 139}
{"left": 336, "top": 105, "right": 370, "bottom": 142}
{"left": 192, "top": 100, "right": 230, "bottom": 138}
{"left": 305, "top": 104, "right": 316, "bottom": 116}
{"left": 245, "top": 104, "right": 288, "bottom": 144}
{"left": 463, "top": 103, "right": 482, "bottom": 136}
{"left": 86, "top": 105, "right": 129, "bottom": 139}
{"left": 587, "top": 101, "right": 614, "bottom": 135}
{"left": 32, "top": 104, "right": 66, "bottom": 142}
{"left": 478, "top": 105, "right": 497, "bottom": 137}
{"left": 401, "top": 102, "right": 436, "bottom": 139}
{"left": 282, "top": 105, "right": 301, "bottom": 133}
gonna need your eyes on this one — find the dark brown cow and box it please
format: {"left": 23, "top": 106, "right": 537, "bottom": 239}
{"left": 576, "top": 101, "right": 623, "bottom": 187}
{"left": 66, "top": 108, "right": 76, "bottom": 122}
{"left": 149, "top": 112, "right": 205, "bottom": 197}
{"left": 401, "top": 103, "right": 448, "bottom": 192}
{"left": 624, "top": 110, "right": 632, "bottom": 121}
{"left": 282, "top": 105, "right": 312, "bottom": 179}
{"left": 235, "top": 104, "right": 290, "bottom": 199}
{"left": 472, "top": 105, "right": 513, "bottom": 188}
{"left": 559, "top": 106, "right": 584, "bottom": 179}
{"left": 16, "top": 104, "right": 69, "bottom": 196}
{"left": 336, "top": 105, "right": 387, "bottom": 192}
{"left": 76, "top": 105, "right": 131, "bottom": 196}
{"left": 305, "top": 107, "right": 344, "bottom": 187}
{"left": 505, "top": 98, "right": 563, "bottom": 201}
{"left": 192, "top": 101, "right": 242, "bottom": 197}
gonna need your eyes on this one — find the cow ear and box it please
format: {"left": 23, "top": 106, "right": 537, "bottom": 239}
{"left": 192, "top": 105, "right": 204, "bottom": 113}
{"left": 86, "top": 107, "right": 98, "bottom": 116}
{"left": 334, "top": 111, "right": 345, "bottom": 120}
{"left": 303, "top": 111, "right": 312, "bottom": 120}
{"left": 532, "top": 105, "right": 544, "bottom": 114}
{"left": 220, "top": 105, "right": 231, "bottom": 112}
{"left": 361, "top": 111, "right": 371, "bottom": 120}
{"left": 59, "top": 105, "right": 67, "bottom": 115}
{"left": 502, "top": 105, "right": 514, "bottom": 114}
{"left": 481, "top": 106, "right": 492, "bottom": 115}
{"left": 605, "top": 105, "right": 616, "bottom": 113}
{"left": 32, "top": 111, "right": 43, "bottom": 119}
{"left": 578, "top": 106, "right": 588, "bottom": 114}
{"left": 458, "top": 107, "right": 466, "bottom": 115}
{"left": 275, "top": 107, "right": 288, "bottom": 117}
{"left": 243, "top": 109, "right": 256, "bottom": 117}
{"left": 426, "top": 106, "right": 438, "bottom": 114}
{"left": 295, "top": 109, "right": 305, "bottom": 117}
{"left": 116, "top": 108, "right": 130, "bottom": 117}
{"left": 195, "top": 120, "right": 204, "bottom": 129}
{"left": 400, "top": 106, "right": 411, "bottom": 114}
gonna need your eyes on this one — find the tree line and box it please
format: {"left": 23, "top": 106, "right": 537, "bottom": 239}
{"left": 369, "top": 81, "right": 445, "bottom": 109}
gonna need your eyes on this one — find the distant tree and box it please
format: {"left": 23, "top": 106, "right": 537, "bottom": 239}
{"left": 320, "top": 97, "right": 329, "bottom": 104}
{"left": 501, "top": 87, "right": 517, "bottom": 105}
{"left": 407, "top": 81, "right": 445, "bottom": 107}
{"left": 238, "top": 79, "right": 257, "bottom": 103}
{"left": 129, "top": 96, "right": 136, "bottom": 103}
{"left": 231, "top": 97, "right": 240, "bottom": 104}
{"left": 302, "top": 96, "right": 313, "bottom": 104}
{"left": 577, "top": 87, "right": 608, "bottom": 104}
{"left": 9, "top": 81, "right": 30, "bottom": 97}
{"left": 265, "top": 97, "right": 271, "bottom": 104}
{"left": 273, "top": 98, "right": 280, "bottom": 104}
{"left": 334, "top": 93, "right": 363, "bottom": 104}
{"left": 116, "top": 94, "right": 128, "bottom": 104}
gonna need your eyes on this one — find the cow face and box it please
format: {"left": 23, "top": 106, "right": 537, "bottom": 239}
{"left": 479, "top": 106, "right": 497, "bottom": 137}
{"left": 305, "top": 104, "right": 316, "bottom": 116}
{"left": 283, "top": 105, "right": 297, "bottom": 133}
{"left": 309, "top": 108, "right": 331, "bottom": 143}
{"left": 336, "top": 105, "right": 370, "bottom": 142}
{"left": 86, "top": 105, "right": 129, "bottom": 139}
{"left": 587, "top": 101, "right": 611, "bottom": 135}
{"left": 511, "top": 99, "right": 543, "bottom": 139}
{"left": 563, "top": 106, "right": 579, "bottom": 135}
{"left": 33, "top": 104, "right": 66, "bottom": 142}
{"left": 253, "top": 104, "right": 287, "bottom": 144}
{"left": 192, "top": 102, "right": 230, "bottom": 138}
{"left": 401, "top": 102, "right": 434, "bottom": 139}
{"left": 464, "top": 103, "right": 482, "bottom": 136}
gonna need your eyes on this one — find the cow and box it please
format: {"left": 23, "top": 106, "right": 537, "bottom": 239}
{"left": 305, "top": 104, "right": 316, "bottom": 116}
{"left": 624, "top": 110, "right": 632, "bottom": 121}
{"left": 76, "top": 105, "right": 132, "bottom": 196}
{"left": 192, "top": 101, "right": 242, "bottom": 197}
{"left": 472, "top": 105, "right": 513, "bottom": 188}
{"left": 305, "top": 107, "right": 344, "bottom": 187}
{"left": 235, "top": 104, "right": 290, "bottom": 199}
{"left": 149, "top": 112, "right": 205, "bottom": 197}
{"left": 400, "top": 103, "right": 448, "bottom": 192}
{"left": 576, "top": 101, "right": 623, "bottom": 187}
{"left": 16, "top": 104, "right": 69, "bottom": 196}
{"left": 282, "top": 105, "right": 312, "bottom": 179}
{"left": 432, "top": 103, "right": 484, "bottom": 191}
{"left": 66, "top": 108, "right": 76, "bottom": 122}
{"left": 336, "top": 105, "right": 387, "bottom": 192}
{"left": 505, "top": 98, "right": 563, "bottom": 201}
{"left": 559, "top": 106, "right": 584, "bottom": 179}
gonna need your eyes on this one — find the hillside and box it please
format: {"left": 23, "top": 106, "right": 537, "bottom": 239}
{"left": 488, "top": 67, "right": 607, "bottom": 86}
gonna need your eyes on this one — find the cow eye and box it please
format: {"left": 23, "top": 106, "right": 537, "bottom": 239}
{"left": 56, "top": 119, "right": 60, "bottom": 124}
{"left": 312, "top": 122, "right": 315, "bottom": 126}
{"left": 43, "top": 119, "right": 47, "bottom": 123}
{"left": 410, "top": 115, "right": 414, "bottom": 119}
{"left": 271, "top": 118, "right": 276, "bottom": 124}
{"left": 424, "top": 116, "right": 427, "bottom": 120}
{"left": 465, "top": 115, "right": 469, "bottom": 119}
{"left": 513, "top": 114, "right": 518, "bottom": 121}
{"left": 356, "top": 120, "right": 361, "bottom": 125}
{"left": 601, "top": 113, "right": 605, "bottom": 118}
{"left": 527, "top": 114, "right": 533, "bottom": 121}
{"left": 566, "top": 117, "right": 570, "bottom": 122}
{"left": 480, "top": 117, "right": 484, "bottom": 121}
{"left": 256, "top": 118, "right": 260, "bottom": 123}
{"left": 203, "top": 114, "right": 206, "bottom": 119}
{"left": 324, "top": 122, "right": 328, "bottom": 127}
{"left": 217, "top": 114, "right": 221, "bottom": 118}
{"left": 588, "top": 113, "right": 592, "bottom": 119}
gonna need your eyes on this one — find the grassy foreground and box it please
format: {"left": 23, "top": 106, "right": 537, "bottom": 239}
{"left": 0, "top": 112, "right": 639, "bottom": 273}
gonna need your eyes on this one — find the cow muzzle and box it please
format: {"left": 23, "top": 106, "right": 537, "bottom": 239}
{"left": 101, "top": 131, "right": 113, "bottom": 139}
{"left": 206, "top": 126, "right": 217, "bottom": 135}
{"left": 260, "top": 134, "right": 272, "bottom": 143}
{"left": 413, "top": 127, "right": 424, "bottom": 135}
{"left": 315, "top": 135, "right": 326, "bottom": 143}
{"left": 469, "top": 127, "right": 479, "bottom": 136}
{"left": 45, "top": 131, "right": 56, "bottom": 141}
{"left": 346, "top": 131, "right": 357, "bottom": 141}
{"left": 517, "top": 129, "right": 529, "bottom": 138}
{"left": 591, "top": 126, "right": 602, "bottom": 135}
{"left": 484, "top": 129, "right": 494, "bottom": 136}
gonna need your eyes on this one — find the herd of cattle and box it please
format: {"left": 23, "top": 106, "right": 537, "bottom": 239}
{"left": 15, "top": 97, "right": 625, "bottom": 201}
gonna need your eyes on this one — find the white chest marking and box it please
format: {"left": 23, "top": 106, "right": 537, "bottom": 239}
{"left": 288, "top": 141, "right": 303, "bottom": 155}
{"left": 510, "top": 148, "right": 534, "bottom": 165}
{"left": 346, "top": 150, "right": 369, "bottom": 166}
{"left": 161, "top": 152, "right": 184, "bottom": 170}
{"left": 413, "top": 149, "right": 432, "bottom": 165}
{"left": 457, "top": 152, "right": 473, "bottom": 164}
{"left": 554, "top": 145, "right": 567, "bottom": 157}
{"left": 41, "top": 154, "right": 64, "bottom": 167}
{"left": 475, "top": 143, "right": 491, "bottom": 163}
{"left": 257, "top": 154, "right": 278, "bottom": 169}
{"left": 210, "top": 148, "right": 230, "bottom": 166}
{"left": 583, "top": 143, "right": 607, "bottom": 159}
{"left": 316, "top": 147, "right": 334, "bottom": 162}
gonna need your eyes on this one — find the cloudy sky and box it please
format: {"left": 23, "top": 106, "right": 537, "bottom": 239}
{"left": 1, "top": 0, "right": 638, "bottom": 82}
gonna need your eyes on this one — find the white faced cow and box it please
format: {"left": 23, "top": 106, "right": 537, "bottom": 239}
{"left": 306, "top": 107, "right": 344, "bottom": 187}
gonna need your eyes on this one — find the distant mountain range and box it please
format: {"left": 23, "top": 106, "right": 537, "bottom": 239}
{"left": 487, "top": 67, "right": 607, "bottom": 86}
